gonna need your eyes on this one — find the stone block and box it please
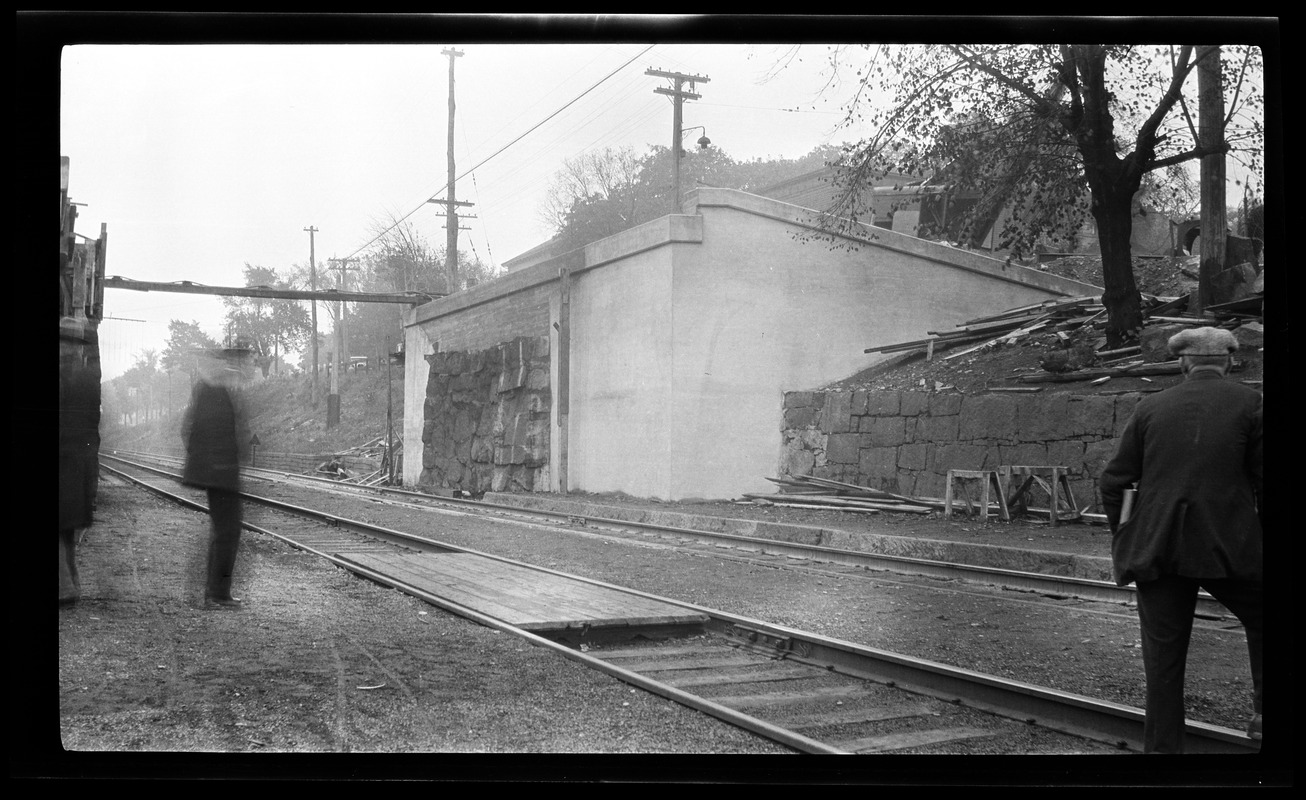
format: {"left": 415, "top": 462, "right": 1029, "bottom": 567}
{"left": 850, "top": 390, "right": 870, "bottom": 416}
{"left": 494, "top": 444, "right": 526, "bottom": 466}
{"left": 783, "top": 405, "right": 820, "bottom": 429}
{"left": 899, "top": 391, "right": 930, "bottom": 417}
{"left": 782, "top": 446, "right": 816, "bottom": 477}
{"left": 1047, "top": 439, "right": 1087, "bottom": 473}
{"left": 914, "top": 414, "right": 959, "bottom": 443}
{"left": 998, "top": 442, "right": 1050, "bottom": 468}
{"left": 453, "top": 408, "right": 476, "bottom": 442}
{"left": 958, "top": 394, "right": 1018, "bottom": 442}
{"left": 533, "top": 464, "right": 551, "bottom": 492}
{"left": 1082, "top": 438, "right": 1121, "bottom": 479}
{"left": 1066, "top": 395, "right": 1116, "bottom": 438}
{"left": 470, "top": 437, "right": 494, "bottom": 464}
{"left": 822, "top": 392, "right": 854, "bottom": 434}
{"left": 1014, "top": 393, "right": 1070, "bottom": 442}
{"left": 784, "top": 391, "right": 825, "bottom": 410}
{"left": 1113, "top": 394, "right": 1143, "bottom": 436}
{"left": 915, "top": 471, "right": 947, "bottom": 499}
{"left": 861, "top": 416, "right": 908, "bottom": 447}
{"left": 897, "top": 443, "right": 929, "bottom": 471}
{"left": 933, "top": 443, "right": 989, "bottom": 472}
{"left": 857, "top": 446, "right": 897, "bottom": 477}
{"left": 526, "top": 366, "right": 549, "bottom": 390}
{"left": 825, "top": 432, "right": 861, "bottom": 465}
{"left": 928, "top": 392, "right": 964, "bottom": 416}
{"left": 864, "top": 391, "right": 900, "bottom": 416}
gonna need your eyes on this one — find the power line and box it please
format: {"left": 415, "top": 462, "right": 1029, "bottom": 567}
{"left": 342, "top": 44, "right": 656, "bottom": 263}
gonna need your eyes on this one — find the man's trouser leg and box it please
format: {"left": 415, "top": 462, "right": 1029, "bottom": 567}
{"left": 59, "top": 528, "right": 80, "bottom": 604}
{"left": 1201, "top": 579, "right": 1263, "bottom": 719}
{"left": 1135, "top": 575, "right": 1198, "bottom": 753}
{"left": 205, "top": 488, "right": 242, "bottom": 601}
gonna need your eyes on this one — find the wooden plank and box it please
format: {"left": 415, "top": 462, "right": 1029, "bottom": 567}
{"left": 838, "top": 726, "right": 996, "bottom": 754}
{"left": 783, "top": 703, "right": 937, "bottom": 731}
{"left": 341, "top": 552, "right": 707, "bottom": 631}
{"left": 712, "top": 683, "right": 869, "bottom": 709}
{"left": 661, "top": 665, "right": 823, "bottom": 688}
{"left": 614, "top": 656, "right": 774, "bottom": 672}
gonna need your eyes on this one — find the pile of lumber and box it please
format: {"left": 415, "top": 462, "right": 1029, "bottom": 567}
{"left": 740, "top": 475, "right": 938, "bottom": 515}
{"left": 862, "top": 289, "right": 1262, "bottom": 385}
{"left": 863, "top": 295, "right": 1103, "bottom": 360}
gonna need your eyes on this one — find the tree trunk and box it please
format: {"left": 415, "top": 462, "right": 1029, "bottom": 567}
{"left": 1197, "top": 45, "right": 1227, "bottom": 310}
{"left": 1092, "top": 188, "right": 1144, "bottom": 347}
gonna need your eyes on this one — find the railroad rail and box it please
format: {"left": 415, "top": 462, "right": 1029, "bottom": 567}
{"left": 101, "top": 453, "right": 1257, "bottom": 754}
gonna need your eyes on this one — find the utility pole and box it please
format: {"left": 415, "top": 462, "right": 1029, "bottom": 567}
{"left": 326, "top": 257, "right": 357, "bottom": 429}
{"left": 1197, "top": 45, "right": 1227, "bottom": 311}
{"left": 303, "top": 225, "right": 319, "bottom": 407}
{"left": 646, "top": 67, "right": 710, "bottom": 214}
{"left": 427, "top": 47, "right": 475, "bottom": 294}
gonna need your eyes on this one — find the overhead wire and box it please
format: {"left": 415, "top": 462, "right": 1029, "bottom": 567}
{"left": 341, "top": 43, "right": 656, "bottom": 263}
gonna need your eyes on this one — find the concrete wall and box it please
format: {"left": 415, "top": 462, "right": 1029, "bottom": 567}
{"left": 781, "top": 389, "right": 1139, "bottom": 511}
{"left": 403, "top": 187, "right": 1101, "bottom": 502}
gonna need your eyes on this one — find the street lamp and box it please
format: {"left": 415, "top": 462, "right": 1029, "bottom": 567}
{"left": 681, "top": 125, "right": 711, "bottom": 155}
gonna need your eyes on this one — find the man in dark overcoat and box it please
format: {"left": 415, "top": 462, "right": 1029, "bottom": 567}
{"left": 1099, "top": 326, "right": 1263, "bottom": 753}
{"left": 182, "top": 347, "right": 252, "bottom": 608}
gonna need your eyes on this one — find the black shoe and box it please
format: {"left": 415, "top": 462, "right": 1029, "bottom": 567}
{"left": 204, "top": 595, "right": 243, "bottom": 608}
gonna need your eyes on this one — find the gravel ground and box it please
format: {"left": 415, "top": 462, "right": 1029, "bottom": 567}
{"left": 48, "top": 475, "right": 1281, "bottom": 783}
{"left": 55, "top": 479, "right": 796, "bottom": 769}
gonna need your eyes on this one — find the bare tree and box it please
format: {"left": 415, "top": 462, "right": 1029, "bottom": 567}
{"left": 815, "top": 44, "right": 1263, "bottom": 347}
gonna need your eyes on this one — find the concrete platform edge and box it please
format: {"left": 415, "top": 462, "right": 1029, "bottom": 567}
{"left": 481, "top": 492, "right": 1113, "bottom": 582}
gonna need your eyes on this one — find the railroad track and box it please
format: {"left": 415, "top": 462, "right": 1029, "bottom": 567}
{"left": 106, "top": 449, "right": 1232, "bottom": 620}
{"left": 101, "top": 453, "right": 1256, "bottom": 755}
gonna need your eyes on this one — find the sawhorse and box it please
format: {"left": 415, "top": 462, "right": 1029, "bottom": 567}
{"left": 944, "top": 469, "right": 1010, "bottom": 523}
{"left": 1001, "top": 465, "right": 1080, "bottom": 526}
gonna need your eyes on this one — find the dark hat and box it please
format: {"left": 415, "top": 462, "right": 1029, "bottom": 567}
{"left": 1168, "top": 327, "right": 1238, "bottom": 357}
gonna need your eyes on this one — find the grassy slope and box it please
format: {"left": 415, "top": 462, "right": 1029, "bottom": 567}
{"left": 102, "top": 366, "right": 406, "bottom": 458}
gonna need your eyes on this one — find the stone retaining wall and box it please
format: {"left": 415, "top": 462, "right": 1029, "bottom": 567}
{"left": 420, "top": 335, "right": 551, "bottom": 494}
{"left": 781, "top": 389, "right": 1145, "bottom": 512}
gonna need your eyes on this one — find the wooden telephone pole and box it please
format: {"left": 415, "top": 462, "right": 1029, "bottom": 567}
{"left": 303, "top": 225, "right": 319, "bottom": 406}
{"left": 325, "top": 256, "right": 357, "bottom": 429}
{"left": 428, "top": 47, "right": 475, "bottom": 293}
{"left": 646, "top": 67, "right": 710, "bottom": 214}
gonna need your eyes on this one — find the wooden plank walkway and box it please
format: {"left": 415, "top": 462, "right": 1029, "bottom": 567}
{"left": 338, "top": 551, "right": 710, "bottom": 633}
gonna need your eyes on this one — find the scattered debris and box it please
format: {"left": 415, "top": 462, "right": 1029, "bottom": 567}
{"left": 746, "top": 475, "right": 939, "bottom": 515}
{"left": 861, "top": 289, "right": 1263, "bottom": 388}
{"left": 312, "top": 435, "right": 403, "bottom": 485}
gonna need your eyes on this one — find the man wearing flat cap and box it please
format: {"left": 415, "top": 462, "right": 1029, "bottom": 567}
{"left": 1100, "top": 325, "right": 1263, "bottom": 753}
{"left": 181, "top": 344, "right": 253, "bottom": 608}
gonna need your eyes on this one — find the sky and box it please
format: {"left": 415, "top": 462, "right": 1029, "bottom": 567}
{"left": 58, "top": 19, "right": 1273, "bottom": 383}
{"left": 62, "top": 40, "right": 868, "bottom": 381}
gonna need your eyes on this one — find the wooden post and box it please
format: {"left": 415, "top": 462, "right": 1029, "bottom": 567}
{"left": 557, "top": 266, "right": 571, "bottom": 494}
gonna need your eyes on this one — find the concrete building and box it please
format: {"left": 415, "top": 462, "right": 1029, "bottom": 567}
{"left": 402, "top": 187, "right": 1099, "bottom": 502}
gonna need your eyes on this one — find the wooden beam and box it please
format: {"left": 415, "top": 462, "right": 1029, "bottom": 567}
{"left": 103, "top": 276, "right": 438, "bottom": 305}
